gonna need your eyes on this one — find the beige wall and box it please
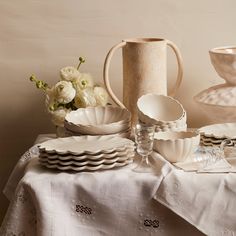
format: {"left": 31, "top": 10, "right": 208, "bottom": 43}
{"left": 0, "top": 0, "right": 235, "bottom": 222}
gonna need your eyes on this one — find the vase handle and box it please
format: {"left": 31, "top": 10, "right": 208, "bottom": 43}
{"left": 103, "top": 41, "right": 126, "bottom": 108}
{"left": 166, "top": 40, "right": 184, "bottom": 97}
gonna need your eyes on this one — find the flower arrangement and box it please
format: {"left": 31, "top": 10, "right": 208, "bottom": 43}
{"left": 30, "top": 57, "right": 109, "bottom": 127}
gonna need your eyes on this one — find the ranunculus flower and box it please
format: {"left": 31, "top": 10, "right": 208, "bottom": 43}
{"left": 50, "top": 108, "right": 71, "bottom": 127}
{"left": 73, "top": 73, "right": 94, "bottom": 90}
{"left": 94, "top": 86, "right": 108, "bottom": 106}
{"left": 74, "top": 87, "right": 97, "bottom": 108}
{"left": 60, "top": 66, "right": 81, "bottom": 81}
{"left": 53, "top": 81, "right": 76, "bottom": 104}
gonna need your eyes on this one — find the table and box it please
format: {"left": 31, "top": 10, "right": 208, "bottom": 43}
{"left": 1, "top": 134, "right": 235, "bottom": 236}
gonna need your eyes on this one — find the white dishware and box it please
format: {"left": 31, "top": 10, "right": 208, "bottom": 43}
{"left": 40, "top": 158, "right": 133, "bottom": 171}
{"left": 65, "top": 106, "right": 131, "bottom": 135}
{"left": 209, "top": 46, "right": 236, "bottom": 85}
{"left": 153, "top": 131, "right": 200, "bottom": 163}
{"left": 38, "top": 136, "right": 134, "bottom": 155}
{"left": 137, "top": 94, "right": 186, "bottom": 126}
{"left": 39, "top": 148, "right": 135, "bottom": 161}
{"left": 198, "top": 123, "right": 236, "bottom": 139}
{"left": 194, "top": 84, "right": 236, "bottom": 122}
{"left": 39, "top": 152, "right": 135, "bottom": 166}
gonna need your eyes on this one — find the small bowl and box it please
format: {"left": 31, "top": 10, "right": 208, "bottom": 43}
{"left": 153, "top": 131, "right": 200, "bottom": 163}
{"left": 194, "top": 84, "right": 236, "bottom": 122}
{"left": 137, "top": 93, "right": 186, "bottom": 125}
{"left": 65, "top": 106, "right": 131, "bottom": 135}
{"left": 209, "top": 46, "right": 236, "bottom": 85}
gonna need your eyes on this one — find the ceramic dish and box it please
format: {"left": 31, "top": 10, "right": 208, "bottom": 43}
{"left": 209, "top": 46, "right": 236, "bottom": 85}
{"left": 137, "top": 93, "right": 186, "bottom": 125}
{"left": 38, "top": 136, "right": 134, "bottom": 155}
{"left": 64, "top": 120, "right": 130, "bottom": 135}
{"left": 153, "top": 131, "right": 200, "bottom": 163}
{"left": 194, "top": 84, "right": 236, "bottom": 122}
{"left": 39, "top": 158, "right": 132, "bottom": 171}
{"left": 65, "top": 106, "right": 131, "bottom": 135}
{"left": 39, "top": 148, "right": 135, "bottom": 161}
{"left": 198, "top": 123, "right": 236, "bottom": 139}
{"left": 39, "top": 152, "right": 135, "bottom": 166}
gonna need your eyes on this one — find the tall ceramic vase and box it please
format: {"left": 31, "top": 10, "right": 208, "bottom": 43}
{"left": 103, "top": 38, "right": 183, "bottom": 124}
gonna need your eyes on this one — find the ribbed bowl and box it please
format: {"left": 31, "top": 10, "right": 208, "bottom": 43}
{"left": 209, "top": 46, "right": 236, "bottom": 85}
{"left": 65, "top": 106, "right": 131, "bottom": 135}
{"left": 137, "top": 93, "right": 186, "bottom": 126}
{"left": 153, "top": 131, "right": 200, "bottom": 163}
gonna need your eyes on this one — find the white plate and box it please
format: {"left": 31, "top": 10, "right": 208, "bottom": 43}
{"left": 38, "top": 136, "right": 134, "bottom": 155}
{"left": 39, "top": 158, "right": 133, "bottom": 171}
{"left": 198, "top": 123, "right": 236, "bottom": 139}
{"left": 39, "top": 148, "right": 135, "bottom": 161}
{"left": 39, "top": 152, "right": 135, "bottom": 166}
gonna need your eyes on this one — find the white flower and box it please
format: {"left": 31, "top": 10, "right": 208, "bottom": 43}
{"left": 53, "top": 81, "right": 76, "bottom": 104}
{"left": 94, "top": 86, "right": 108, "bottom": 106}
{"left": 60, "top": 66, "right": 81, "bottom": 81}
{"left": 73, "top": 73, "right": 94, "bottom": 90}
{"left": 74, "top": 87, "right": 97, "bottom": 108}
{"left": 50, "top": 108, "right": 70, "bottom": 127}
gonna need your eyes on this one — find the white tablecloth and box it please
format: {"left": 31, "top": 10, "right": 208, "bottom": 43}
{"left": 4, "top": 134, "right": 236, "bottom": 235}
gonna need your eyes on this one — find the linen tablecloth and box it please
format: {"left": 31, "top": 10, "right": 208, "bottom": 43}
{"left": 0, "top": 134, "right": 203, "bottom": 236}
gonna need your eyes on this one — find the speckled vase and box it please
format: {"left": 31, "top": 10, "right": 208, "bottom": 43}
{"left": 103, "top": 38, "right": 183, "bottom": 124}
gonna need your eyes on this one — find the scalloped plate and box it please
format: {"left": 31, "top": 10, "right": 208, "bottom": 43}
{"left": 39, "top": 158, "right": 133, "bottom": 171}
{"left": 39, "top": 152, "right": 135, "bottom": 166}
{"left": 198, "top": 123, "right": 236, "bottom": 139}
{"left": 39, "top": 148, "right": 135, "bottom": 161}
{"left": 38, "top": 136, "right": 134, "bottom": 155}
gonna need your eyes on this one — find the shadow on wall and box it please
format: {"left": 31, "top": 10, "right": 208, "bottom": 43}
{"left": 0, "top": 97, "right": 54, "bottom": 223}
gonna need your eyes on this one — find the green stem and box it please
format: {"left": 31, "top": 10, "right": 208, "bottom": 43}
{"left": 77, "top": 57, "right": 85, "bottom": 70}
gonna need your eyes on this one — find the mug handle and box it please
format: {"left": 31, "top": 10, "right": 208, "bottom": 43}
{"left": 103, "top": 41, "right": 126, "bottom": 108}
{"left": 166, "top": 40, "right": 184, "bottom": 97}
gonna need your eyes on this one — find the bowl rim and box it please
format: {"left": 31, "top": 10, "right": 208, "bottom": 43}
{"left": 209, "top": 45, "right": 236, "bottom": 55}
{"left": 154, "top": 131, "right": 200, "bottom": 141}
{"left": 137, "top": 93, "right": 186, "bottom": 123}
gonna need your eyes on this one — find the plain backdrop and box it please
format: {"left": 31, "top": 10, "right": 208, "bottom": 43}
{"left": 0, "top": 0, "right": 235, "bottom": 223}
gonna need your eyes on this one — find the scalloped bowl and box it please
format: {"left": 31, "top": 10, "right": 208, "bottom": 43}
{"left": 137, "top": 94, "right": 186, "bottom": 126}
{"left": 209, "top": 46, "right": 236, "bottom": 85}
{"left": 153, "top": 131, "right": 200, "bottom": 163}
{"left": 194, "top": 84, "right": 236, "bottom": 122}
{"left": 65, "top": 106, "right": 131, "bottom": 135}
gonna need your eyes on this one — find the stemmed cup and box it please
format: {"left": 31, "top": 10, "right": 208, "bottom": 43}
{"left": 133, "top": 122, "right": 155, "bottom": 172}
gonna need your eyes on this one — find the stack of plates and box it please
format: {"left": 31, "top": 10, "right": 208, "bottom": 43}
{"left": 38, "top": 136, "right": 135, "bottom": 171}
{"left": 198, "top": 123, "right": 236, "bottom": 147}
{"left": 64, "top": 106, "right": 131, "bottom": 138}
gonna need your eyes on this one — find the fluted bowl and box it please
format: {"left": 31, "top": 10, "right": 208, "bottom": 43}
{"left": 209, "top": 46, "right": 236, "bottom": 85}
{"left": 153, "top": 131, "right": 200, "bottom": 163}
{"left": 65, "top": 106, "right": 131, "bottom": 135}
{"left": 137, "top": 93, "right": 186, "bottom": 126}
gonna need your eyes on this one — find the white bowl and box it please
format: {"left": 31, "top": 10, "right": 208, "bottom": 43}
{"left": 194, "top": 84, "right": 236, "bottom": 122}
{"left": 153, "top": 131, "right": 200, "bottom": 163}
{"left": 137, "top": 93, "right": 186, "bottom": 126}
{"left": 65, "top": 106, "right": 131, "bottom": 135}
{"left": 209, "top": 46, "right": 236, "bottom": 85}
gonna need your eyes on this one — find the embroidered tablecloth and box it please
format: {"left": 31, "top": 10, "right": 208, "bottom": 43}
{"left": 0, "top": 134, "right": 203, "bottom": 236}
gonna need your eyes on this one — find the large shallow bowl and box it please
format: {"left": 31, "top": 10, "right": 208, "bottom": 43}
{"left": 153, "top": 131, "right": 200, "bottom": 163}
{"left": 194, "top": 84, "right": 236, "bottom": 122}
{"left": 137, "top": 94, "right": 186, "bottom": 126}
{"left": 65, "top": 106, "right": 131, "bottom": 135}
{"left": 209, "top": 46, "right": 236, "bottom": 85}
